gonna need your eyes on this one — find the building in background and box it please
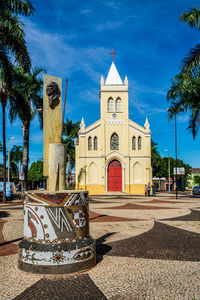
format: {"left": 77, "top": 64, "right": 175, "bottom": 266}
{"left": 75, "top": 61, "right": 152, "bottom": 194}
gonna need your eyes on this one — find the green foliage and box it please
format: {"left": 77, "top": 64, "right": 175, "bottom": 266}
{"left": 0, "top": 0, "right": 34, "bottom": 81}
{"left": 151, "top": 140, "right": 192, "bottom": 187}
{"left": 0, "top": 1, "right": 34, "bottom": 17}
{"left": 8, "top": 67, "right": 45, "bottom": 188}
{"left": 154, "top": 182, "right": 159, "bottom": 190}
{"left": 28, "top": 160, "right": 45, "bottom": 182}
{"left": 63, "top": 119, "right": 80, "bottom": 139}
{"left": 153, "top": 156, "right": 191, "bottom": 187}
{"left": 194, "top": 175, "right": 200, "bottom": 185}
{"left": 0, "top": 0, "right": 35, "bottom": 200}
{"left": 167, "top": 7, "right": 200, "bottom": 139}
{"left": 10, "top": 160, "right": 18, "bottom": 179}
{"left": 180, "top": 8, "right": 200, "bottom": 29}
{"left": 10, "top": 144, "right": 23, "bottom": 179}
{"left": 10, "top": 145, "right": 23, "bottom": 165}
{"left": 62, "top": 119, "right": 80, "bottom": 169}
{"left": 9, "top": 67, "right": 45, "bottom": 127}
{"left": 151, "top": 140, "right": 161, "bottom": 176}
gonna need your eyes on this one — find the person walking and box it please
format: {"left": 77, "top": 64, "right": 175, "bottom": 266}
{"left": 145, "top": 184, "right": 148, "bottom": 196}
{"left": 152, "top": 183, "right": 156, "bottom": 197}
{"left": 147, "top": 182, "right": 151, "bottom": 196}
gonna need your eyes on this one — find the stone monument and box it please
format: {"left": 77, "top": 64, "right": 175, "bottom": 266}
{"left": 18, "top": 75, "right": 96, "bottom": 274}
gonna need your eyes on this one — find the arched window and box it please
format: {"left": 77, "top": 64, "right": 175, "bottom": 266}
{"left": 133, "top": 162, "right": 142, "bottom": 183}
{"left": 116, "top": 98, "right": 122, "bottom": 112}
{"left": 132, "top": 136, "right": 136, "bottom": 150}
{"left": 88, "top": 136, "right": 92, "bottom": 150}
{"left": 138, "top": 136, "right": 142, "bottom": 150}
{"left": 110, "top": 133, "right": 119, "bottom": 150}
{"left": 108, "top": 98, "right": 114, "bottom": 112}
{"left": 94, "top": 136, "right": 98, "bottom": 150}
{"left": 89, "top": 162, "right": 97, "bottom": 184}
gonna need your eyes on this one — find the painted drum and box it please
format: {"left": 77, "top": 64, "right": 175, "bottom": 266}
{"left": 18, "top": 191, "right": 96, "bottom": 274}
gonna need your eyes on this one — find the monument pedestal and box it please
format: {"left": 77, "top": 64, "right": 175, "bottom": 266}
{"left": 18, "top": 190, "right": 96, "bottom": 274}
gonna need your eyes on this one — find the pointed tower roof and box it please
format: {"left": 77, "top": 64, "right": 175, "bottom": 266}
{"left": 79, "top": 117, "right": 85, "bottom": 132}
{"left": 105, "top": 62, "right": 123, "bottom": 85}
{"left": 144, "top": 117, "right": 150, "bottom": 130}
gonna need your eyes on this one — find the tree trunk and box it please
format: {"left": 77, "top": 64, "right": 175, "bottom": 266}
{"left": 67, "top": 154, "right": 70, "bottom": 188}
{"left": 1, "top": 82, "right": 8, "bottom": 203}
{"left": 2, "top": 102, "right": 6, "bottom": 203}
{"left": 22, "top": 121, "right": 30, "bottom": 191}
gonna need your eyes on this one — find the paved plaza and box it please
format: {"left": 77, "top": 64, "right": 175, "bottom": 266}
{"left": 1, "top": 192, "right": 200, "bottom": 299}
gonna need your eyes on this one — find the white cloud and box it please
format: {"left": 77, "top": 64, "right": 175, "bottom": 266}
{"left": 29, "top": 132, "right": 43, "bottom": 144}
{"left": 79, "top": 88, "right": 99, "bottom": 103}
{"left": 97, "top": 0, "right": 122, "bottom": 10}
{"left": 80, "top": 9, "right": 92, "bottom": 15}
{"left": 24, "top": 20, "right": 107, "bottom": 83}
{"left": 95, "top": 21, "right": 124, "bottom": 32}
{"left": 177, "top": 114, "right": 189, "bottom": 123}
{"left": 130, "top": 79, "right": 167, "bottom": 96}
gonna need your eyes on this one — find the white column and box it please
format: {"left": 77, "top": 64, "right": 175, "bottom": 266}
{"left": 8, "top": 140, "right": 10, "bottom": 182}
{"left": 122, "top": 166, "right": 125, "bottom": 192}
{"left": 105, "top": 166, "right": 108, "bottom": 191}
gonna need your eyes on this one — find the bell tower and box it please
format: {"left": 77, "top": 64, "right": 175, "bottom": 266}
{"left": 100, "top": 60, "right": 129, "bottom": 122}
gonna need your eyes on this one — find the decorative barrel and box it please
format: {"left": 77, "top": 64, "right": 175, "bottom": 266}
{"left": 18, "top": 191, "right": 96, "bottom": 274}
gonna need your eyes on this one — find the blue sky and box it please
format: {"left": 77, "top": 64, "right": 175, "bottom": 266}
{"left": 0, "top": 0, "right": 200, "bottom": 168}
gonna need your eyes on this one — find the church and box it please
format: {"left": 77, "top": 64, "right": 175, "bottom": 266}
{"left": 75, "top": 58, "right": 152, "bottom": 194}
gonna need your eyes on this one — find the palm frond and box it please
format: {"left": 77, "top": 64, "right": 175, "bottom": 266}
{"left": 0, "top": 11, "right": 31, "bottom": 72}
{"left": 187, "top": 109, "right": 200, "bottom": 139}
{"left": 0, "top": 0, "right": 34, "bottom": 16}
{"left": 7, "top": 66, "right": 44, "bottom": 127}
{"left": 180, "top": 8, "right": 200, "bottom": 29}
{"left": 0, "top": 43, "right": 15, "bottom": 88}
{"left": 181, "top": 43, "right": 200, "bottom": 75}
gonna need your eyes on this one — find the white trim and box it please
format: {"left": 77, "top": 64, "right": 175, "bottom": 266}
{"left": 105, "top": 166, "right": 108, "bottom": 191}
{"left": 100, "top": 87, "right": 129, "bottom": 92}
{"left": 79, "top": 124, "right": 101, "bottom": 135}
{"left": 129, "top": 124, "right": 148, "bottom": 135}
{"left": 79, "top": 156, "right": 105, "bottom": 158}
{"left": 105, "top": 120, "right": 125, "bottom": 124}
{"left": 122, "top": 166, "right": 125, "bottom": 192}
{"left": 124, "top": 155, "right": 151, "bottom": 158}
{"left": 106, "top": 151, "right": 124, "bottom": 158}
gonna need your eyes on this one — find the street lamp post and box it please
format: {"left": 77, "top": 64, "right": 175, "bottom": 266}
{"left": 164, "top": 149, "right": 170, "bottom": 192}
{"left": 8, "top": 137, "right": 15, "bottom": 182}
{"left": 175, "top": 114, "right": 178, "bottom": 199}
{"left": 167, "top": 108, "right": 178, "bottom": 199}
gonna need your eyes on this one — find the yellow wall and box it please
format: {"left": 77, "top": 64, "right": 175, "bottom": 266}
{"left": 75, "top": 63, "right": 152, "bottom": 195}
{"left": 78, "top": 184, "right": 147, "bottom": 195}
{"left": 125, "top": 184, "right": 146, "bottom": 195}
{"left": 77, "top": 185, "right": 105, "bottom": 195}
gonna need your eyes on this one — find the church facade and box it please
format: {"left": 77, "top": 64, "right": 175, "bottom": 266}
{"left": 75, "top": 61, "right": 152, "bottom": 194}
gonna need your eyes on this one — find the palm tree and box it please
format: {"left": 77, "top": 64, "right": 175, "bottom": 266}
{"left": 0, "top": 0, "right": 34, "bottom": 202}
{"left": 62, "top": 119, "right": 80, "bottom": 186}
{"left": 10, "top": 145, "right": 23, "bottom": 175}
{"left": 151, "top": 140, "right": 161, "bottom": 177}
{"left": 179, "top": 8, "right": 200, "bottom": 74}
{"left": 9, "top": 67, "right": 45, "bottom": 190}
{"left": 167, "top": 8, "right": 200, "bottom": 139}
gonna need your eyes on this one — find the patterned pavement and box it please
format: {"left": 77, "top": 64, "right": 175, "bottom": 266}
{"left": 1, "top": 192, "right": 200, "bottom": 299}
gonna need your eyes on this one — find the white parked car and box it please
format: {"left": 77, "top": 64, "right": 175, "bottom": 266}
{"left": 192, "top": 185, "right": 200, "bottom": 197}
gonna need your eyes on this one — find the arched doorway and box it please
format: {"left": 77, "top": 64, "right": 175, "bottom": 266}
{"left": 108, "top": 160, "right": 122, "bottom": 191}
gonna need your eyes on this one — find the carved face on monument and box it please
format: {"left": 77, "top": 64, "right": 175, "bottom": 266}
{"left": 46, "top": 81, "right": 61, "bottom": 109}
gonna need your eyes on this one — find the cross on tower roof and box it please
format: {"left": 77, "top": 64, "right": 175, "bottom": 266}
{"left": 109, "top": 48, "right": 117, "bottom": 62}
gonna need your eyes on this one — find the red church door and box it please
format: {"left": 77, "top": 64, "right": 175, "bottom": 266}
{"left": 108, "top": 160, "right": 122, "bottom": 191}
